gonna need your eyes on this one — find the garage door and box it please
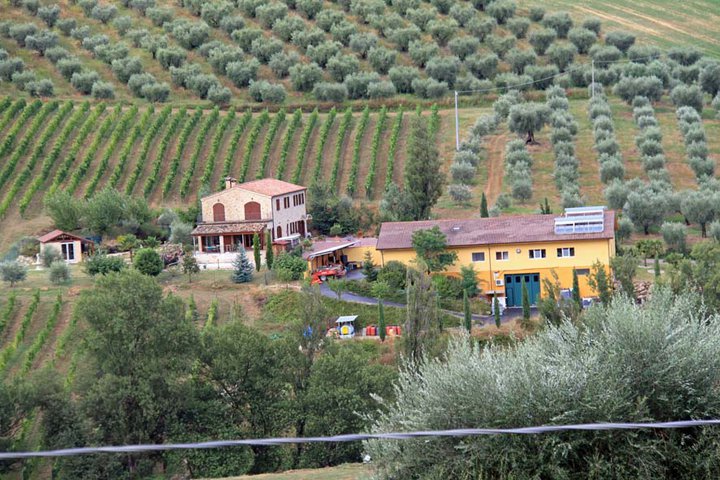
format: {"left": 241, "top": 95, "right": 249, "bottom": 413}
{"left": 504, "top": 273, "right": 540, "bottom": 307}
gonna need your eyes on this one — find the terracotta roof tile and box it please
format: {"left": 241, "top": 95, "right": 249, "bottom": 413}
{"left": 376, "top": 211, "right": 615, "bottom": 250}
{"left": 37, "top": 229, "right": 90, "bottom": 243}
{"left": 237, "top": 178, "right": 306, "bottom": 197}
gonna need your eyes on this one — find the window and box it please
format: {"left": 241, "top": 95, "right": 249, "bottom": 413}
{"left": 471, "top": 252, "right": 485, "bottom": 262}
{"left": 284, "top": 197, "right": 290, "bottom": 208}
{"left": 529, "top": 249, "right": 546, "bottom": 259}
{"left": 61, "top": 243, "right": 74, "bottom": 261}
{"left": 276, "top": 199, "right": 281, "bottom": 210}
{"left": 212, "top": 202, "right": 225, "bottom": 222}
{"left": 495, "top": 251, "right": 509, "bottom": 261}
{"left": 576, "top": 268, "right": 590, "bottom": 276}
{"left": 557, "top": 247, "right": 575, "bottom": 258}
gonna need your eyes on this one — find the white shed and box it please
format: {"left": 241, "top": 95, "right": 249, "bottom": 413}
{"left": 37, "top": 230, "right": 92, "bottom": 264}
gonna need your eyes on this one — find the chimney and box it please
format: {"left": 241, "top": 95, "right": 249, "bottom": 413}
{"left": 224, "top": 176, "right": 237, "bottom": 189}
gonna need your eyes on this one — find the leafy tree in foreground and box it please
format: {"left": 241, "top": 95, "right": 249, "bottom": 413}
{"left": 182, "top": 250, "right": 199, "bottom": 282}
{"left": 611, "top": 254, "right": 638, "bottom": 298}
{"left": 265, "top": 230, "right": 274, "bottom": 270}
{"left": 404, "top": 267, "right": 439, "bottom": 362}
{"left": 367, "top": 290, "right": 720, "bottom": 479}
{"left": 411, "top": 226, "right": 458, "bottom": 273}
{"left": 588, "top": 260, "right": 612, "bottom": 304}
{"left": 253, "top": 232, "right": 261, "bottom": 272}
{"left": 493, "top": 294, "right": 501, "bottom": 328}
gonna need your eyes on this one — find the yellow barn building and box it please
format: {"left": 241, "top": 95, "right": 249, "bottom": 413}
{"left": 375, "top": 207, "right": 616, "bottom": 307}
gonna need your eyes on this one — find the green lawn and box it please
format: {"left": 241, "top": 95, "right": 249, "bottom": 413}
{"left": 517, "top": 0, "right": 720, "bottom": 58}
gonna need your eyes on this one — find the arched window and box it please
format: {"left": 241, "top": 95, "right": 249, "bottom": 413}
{"left": 212, "top": 203, "right": 225, "bottom": 222}
{"left": 244, "top": 201, "right": 261, "bottom": 220}
{"left": 276, "top": 225, "right": 282, "bottom": 238}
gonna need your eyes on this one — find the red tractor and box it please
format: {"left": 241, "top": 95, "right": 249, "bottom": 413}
{"left": 311, "top": 264, "right": 346, "bottom": 284}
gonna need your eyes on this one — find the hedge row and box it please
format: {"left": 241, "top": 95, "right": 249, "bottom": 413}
{"left": 276, "top": 108, "right": 302, "bottom": 180}
{"left": 588, "top": 85, "right": 628, "bottom": 189}
{"left": 109, "top": 105, "right": 155, "bottom": 188}
{"left": 546, "top": 85, "right": 582, "bottom": 208}
{"left": 676, "top": 105, "right": 714, "bottom": 180}
{"left": 47, "top": 102, "right": 107, "bottom": 196}
{"left": 84, "top": 105, "right": 139, "bottom": 197}
{"left": 162, "top": 106, "right": 203, "bottom": 197}
{"left": 125, "top": 105, "right": 170, "bottom": 195}
{"left": 330, "top": 107, "right": 353, "bottom": 188}
{"left": 631, "top": 95, "right": 670, "bottom": 183}
{"left": 346, "top": 105, "right": 370, "bottom": 196}
{"left": 201, "top": 107, "right": 235, "bottom": 190}
{"left": 143, "top": 107, "right": 185, "bottom": 197}
{"left": 220, "top": 109, "right": 253, "bottom": 187}
{"left": 66, "top": 103, "right": 123, "bottom": 195}
{"left": 180, "top": 107, "right": 219, "bottom": 197}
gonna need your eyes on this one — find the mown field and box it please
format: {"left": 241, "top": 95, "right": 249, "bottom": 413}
{"left": 516, "top": 0, "right": 720, "bottom": 59}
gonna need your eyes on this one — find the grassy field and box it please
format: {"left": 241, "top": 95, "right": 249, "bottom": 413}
{"left": 517, "top": 0, "right": 720, "bottom": 59}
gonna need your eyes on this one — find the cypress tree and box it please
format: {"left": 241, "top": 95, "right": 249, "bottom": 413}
{"left": 572, "top": 269, "right": 582, "bottom": 310}
{"left": 654, "top": 255, "right": 660, "bottom": 279}
{"left": 265, "top": 230, "right": 274, "bottom": 270}
{"left": 463, "top": 289, "right": 472, "bottom": 333}
{"left": 493, "top": 294, "right": 501, "bottom": 328}
{"left": 231, "top": 249, "right": 254, "bottom": 283}
{"left": 378, "top": 299, "right": 386, "bottom": 342}
{"left": 252, "top": 233, "right": 261, "bottom": 272}
{"left": 480, "top": 192, "right": 489, "bottom": 217}
{"left": 521, "top": 276, "right": 530, "bottom": 322}
{"left": 404, "top": 115, "right": 444, "bottom": 220}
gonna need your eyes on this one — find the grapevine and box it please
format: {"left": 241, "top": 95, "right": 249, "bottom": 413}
{"left": 21, "top": 295, "right": 63, "bottom": 375}
{"left": 364, "top": 106, "right": 387, "bottom": 198}
{"left": 219, "top": 109, "right": 253, "bottom": 189}
{"left": 125, "top": 105, "right": 172, "bottom": 195}
{"left": 143, "top": 108, "right": 187, "bottom": 198}
{"left": 311, "top": 108, "right": 337, "bottom": 185}
{"left": 291, "top": 108, "right": 319, "bottom": 185}
{"left": 180, "top": 107, "right": 219, "bottom": 198}
{"left": 276, "top": 109, "right": 302, "bottom": 180}
{"left": 346, "top": 105, "right": 370, "bottom": 197}
{"left": 384, "top": 106, "right": 404, "bottom": 191}
{"left": 201, "top": 107, "right": 235, "bottom": 191}
{"left": 109, "top": 105, "right": 155, "bottom": 189}
{"left": 330, "top": 107, "right": 353, "bottom": 189}
{"left": 256, "top": 109, "right": 286, "bottom": 180}
{"left": 239, "top": 110, "right": 270, "bottom": 183}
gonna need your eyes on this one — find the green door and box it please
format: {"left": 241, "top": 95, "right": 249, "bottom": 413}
{"left": 504, "top": 273, "right": 540, "bottom": 307}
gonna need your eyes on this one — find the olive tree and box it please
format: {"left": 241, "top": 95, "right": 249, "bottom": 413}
{"left": 605, "top": 30, "right": 636, "bottom": 54}
{"left": 568, "top": 27, "right": 596, "bottom": 54}
{"left": 670, "top": 84, "right": 704, "bottom": 112}
{"left": 486, "top": 0, "right": 516, "bottom": 25}
{"left": 289, "top": 62, "right": 324, "bottom": 92}
{"left": 508, "top": 102, "right": 550, "bottom": 144}
{"left": 528, "top": 28, "right": 557, "bottom": 55}
{"left": 542, "top": 11, "right": 572, "bottom": 38}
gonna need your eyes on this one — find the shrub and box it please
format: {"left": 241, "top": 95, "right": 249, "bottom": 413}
{"left": 56, "top": 18, "right": 77, "bottom": 36}
{"left": 529, "top": 6, "right": 545, "bottom": 22}
{"left": 313, "top": 82, "right": 348, "bottom": 102}
{"left": 49, "top": 260, "right": 71, "bottom": 284}
{"left": 670, "top": 84, "right": 704, "bottom": 112}
{"left": 447, "top": 36, "right": 479, "bottom": 61}
{"left": 344, "top": 71, "right": 381, "bottom": 99}
{"left": 128, "top": 72, "right": 156, "bottom": 96}
{"left": 70, "top": 70, "right": 100, "bottom": 94}
{"left": 249, "top": 80, "right": 286, "bottom": 103}
{"left": 368, "top": 46, "right": 396, "bottom": 74}
{"left": 26, "top": 78, "right": 54, "bottom": 97}
{"left": 507, "top": 17, "right": 530, "bottom": 38}
{"left": 661, "top": 222, "right": 687, "bottom": 253}
{"left": 568, "top": 27, "right": 596, "bottom": 54}
{"left": 605, "top": 30, "right": 636, "bottom": 54}
{"left": 220, "top": 15, "right": 245, "bottom": 34}
{"left": 273, "top": 252, "right": 306, "bottom": 281}
{"left": 307, "top": 40, "right": 342, "bottom": 68}
{"left": 367, "top": 80, "right": 396, "bottom": 99}
{"left": 9, "top": 23, "right": 38, "bottom": 47}
{"left": 90, "top": 4, "right": 118, "bottom": 23}
{"left": 297, "top": 0, "right": 323, "bottom": 19}
{"left": 412, "top": 77, "right": 448, "bottom": 99}
{"left": 427, "top": 18, "right": 458, "bottom": 46}
{"left": 289, "top": 62, "right": 323, "bottom": 92}
{"left": 529, "top": 28, "right": 556, "bottom": 55}
{"left": 85, "top": 254, "right": 126, "bottom": 276}
{"left": 486, "top": 0, "right": 516, "bottom": 24}
{"left": 448, "top": 183, "right": 472, "bottom": 203}
{"left": 542, "top": 11, "right": 572, "bottom": 38}
{"left": 91, "top": 80, "right": 115, "bottom": 99}
{"left": 0, "top": 261, "right": 27, "bottom": 286}
{"left": 425, "top": 55, "right": 461, "bottom": 86}
{"left": 225, "top": 59, "right": 259, "bottom": 88}
{"left": 133, "top": 248, "right": 163, "bottom": 276}
{"left": 269, "top": 51, "right": 300, "bottom": 78}
{"left": 38, "top": 4, "right": 60, "bottom": 27}
{"left": 327, "top": 54, "right": 360, "bottom": 82}
{"left": 408, "top": 40, "right": 439, "bottom": 68}
{"left": 141, "top": 82, "right": 170, "bottom": 102}
{"left": 316, "top": 9, "right": 344, "bottom": 32}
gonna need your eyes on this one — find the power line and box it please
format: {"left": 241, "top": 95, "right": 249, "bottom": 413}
{"left": 1, "top": 419, "right": 719, "bottom": 460}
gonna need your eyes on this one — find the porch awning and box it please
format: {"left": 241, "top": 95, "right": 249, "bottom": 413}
{"left": 303, "top": 241, "right": 358, "bottom": 260}
{"left": 191, "top": 222, "right": 267, "bottom": 236}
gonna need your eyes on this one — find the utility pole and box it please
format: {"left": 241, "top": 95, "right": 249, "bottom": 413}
{"left": 454, "top": 90, "right": 460, "bottom": 151}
